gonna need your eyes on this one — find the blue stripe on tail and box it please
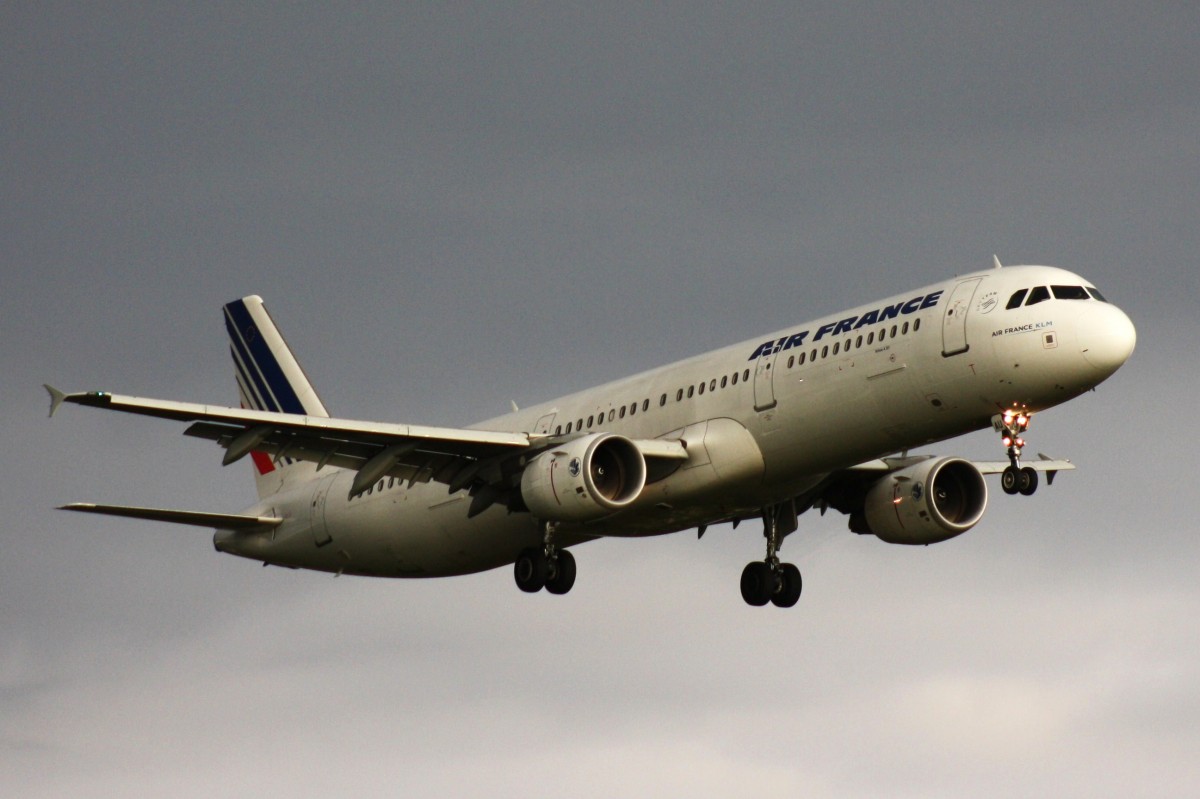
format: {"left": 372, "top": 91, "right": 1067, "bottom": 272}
{"left": 223, "top": 300, "right": 306, "bottom": 415}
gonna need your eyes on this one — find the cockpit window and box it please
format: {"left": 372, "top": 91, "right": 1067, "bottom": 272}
{"left": 1006, "top": 289, "right": 1029, "bottom": 309}
{"left": 1052, "top": 285, "right": 1090, "bottom": 300}
{"left": 1086, "top": 287, "right": 1109, "bottom": 302}
{"left": 1025, "top": 286, "right": 1051, "bottom": 306}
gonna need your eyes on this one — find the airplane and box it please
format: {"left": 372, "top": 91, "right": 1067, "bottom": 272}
{"left": 46, "top": 259, "right": 1136, "bottom": 607}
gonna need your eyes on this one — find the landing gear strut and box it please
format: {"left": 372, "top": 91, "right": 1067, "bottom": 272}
{"left": 995, "top": 408, "right": 1039, "bottom": 496}
{"left": 514, "top": 522, "right": 576, "bottom": 595}
{"left": 740, "top": 504, "right": 802, "bottom": 608}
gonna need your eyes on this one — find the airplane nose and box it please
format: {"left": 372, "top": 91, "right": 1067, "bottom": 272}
{"left": 1079, "top": 302, "right": 1136, "bottom": 374}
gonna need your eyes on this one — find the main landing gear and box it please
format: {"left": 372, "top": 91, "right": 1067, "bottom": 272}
{"left": 995, "top": 408, "right": 1039, "bottom": 496}
{"left": 514, "top": 522, "right": 576, "bottom": 595}
{"left": 740, "top": 504, "right": 802, "bottom": 608}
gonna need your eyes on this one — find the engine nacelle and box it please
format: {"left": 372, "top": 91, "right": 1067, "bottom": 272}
{"left": 862, "top": 457, "right": 988, "bottom": 545}
{"left": 520, "top": 433, "right": 647, "bottom": 522}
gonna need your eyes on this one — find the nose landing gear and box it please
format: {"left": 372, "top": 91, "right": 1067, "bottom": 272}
{"left": 994, "top": 408, "right": 1039, "bottom": 496}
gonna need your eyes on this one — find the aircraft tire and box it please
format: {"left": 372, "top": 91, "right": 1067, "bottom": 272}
{"left": 514, "top": 548, "right": 548, "bottom": 593}
{"left": 1018, "top": 466, "right": 1039, "bottom": 496}
{"left": 545, "top": 550, "right": 576, "bottom": 595}
{"left": 1001, "top": 466, "right": 1020, "bottom": 495}
{"left": 740, "top": 561, "right": 773, "bottom": 607}
{"left": 771, "top": 563, "right": 802, "bottom": 608}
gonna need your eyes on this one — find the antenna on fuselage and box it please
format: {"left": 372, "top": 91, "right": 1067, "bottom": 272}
{"left": 992, "top": 254, "right": 1003, "bottom": 269}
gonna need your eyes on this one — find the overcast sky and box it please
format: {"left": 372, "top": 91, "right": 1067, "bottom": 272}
{"left": 3, "top": 3, "right": 1198, "bottom": 797}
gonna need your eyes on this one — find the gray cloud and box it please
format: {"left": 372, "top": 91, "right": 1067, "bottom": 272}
{"left": 3, "top": 3, "right": 1197, "bottom": 797}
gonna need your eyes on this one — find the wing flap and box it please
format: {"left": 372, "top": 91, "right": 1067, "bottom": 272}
{"left": 970, "top": 455, "right": 1075, "bottom": 474}
{"left": 847, "top": 453, "right": 1075, "bottom": 474}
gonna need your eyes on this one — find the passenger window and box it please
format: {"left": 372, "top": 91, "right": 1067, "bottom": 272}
{"left": 867, "top": 332, "right": 874, "bottom": 345}
{"left": 1025, "top": 286, "right": 1051, "bottom": 305}
{"left": 799, "top": 352, "right": 806, "bottom": 365}
{"left": 743, "top": 369, "right": 750, "bottom": 382}
{"left": 1087, "top": 287, "right": 1109, "bottom": 302}
{"left": 902, "top": 322, "right": 909, "bottom": 335}
{"left": 720, "top": 376, "right": 727, "bottom": 389}
{"left": 890, "top": 325, "right": 898, "bottom": 337}
{"left": 619, "top": 406, "right": 626, "bottom": 419}
{"left": 577, "top": 419, "right": 583, "bottom": 430}
{"left": 731, "top": 372, "right": 738, "bottom": 385}
{"left": 833, "top": 342, "right": 840, "bottom": 355}
{"left": 913, "top": 319, "right": 920, "bottom": 331}
{"left": 1052, "top": 285, "right": 1090, "bottom": 300}
{"left": 1006, "top": 289, "right": 1028, "bottom": 309}
{"left": 821, "top": 345, "right": 828, "bottom": 358}
{"left": 608, "top": 409, "right": 615, "bottom": 422}
{"left": 787, "top": 356, "right": 794, "bottom": 368}
{"left": 676, "top": 389, "right": 684, "bottom": 401}
{"left": 566, "top": 422, "right": 573, "bottom": 433}
{"left": 687, "top": 386, "right": 695, "bottom": 398}
{"left": 555, "top": 425, "right": 562, "bottom": 435}
{"left": 709, "top": 379, "right": 716, "bottom": 391}
{"left": 643, "top": 399, "right": 650, "bottom": 411}
{"left": 660, "top": 394, "right": 667, "bottom": 407}
{"left": 698, "top": 382, "right": 705, "bottom": 395}
{"left": 588, "top": 415, "right": 594, "bottom": 427}
{"left": 856, "top": 335, "right": 863, "bottom": 348}
{"left": 879, "top": 328, "right": 886, "bottom": 342}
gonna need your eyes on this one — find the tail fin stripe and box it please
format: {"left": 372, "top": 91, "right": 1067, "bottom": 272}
{"left": 228, "top": 334, "right": 275, "bottom": 414}
{"left": 223, "top": 301, "right": 305, "bottom": 415}
{"left": 230, "top": 359, "right": 261, "bottom": 413}
{"left": 224, "top": 304, "right": 286, "bottom": 413}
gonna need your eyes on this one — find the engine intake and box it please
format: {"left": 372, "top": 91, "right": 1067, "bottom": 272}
{"left": 520, "top": 433, "right": 647, "bottom": 522}
{"left": 862, "top": 457, "right": 988, "bottom": 545}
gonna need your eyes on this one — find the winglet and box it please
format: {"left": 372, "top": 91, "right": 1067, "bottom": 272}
{"left": 44, "top": 384, "right": 67, "bottom": 418}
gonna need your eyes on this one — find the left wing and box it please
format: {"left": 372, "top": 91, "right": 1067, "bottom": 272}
{"left": 45, "top": 387, "right": 687, "bottom": 512}
{"left": 48, "top": 386, "right": 532, "bottom": 493}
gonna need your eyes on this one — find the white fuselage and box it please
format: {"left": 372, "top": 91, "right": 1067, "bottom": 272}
{"left": 215, "top": 265, "right": 1135, "bottom": 577}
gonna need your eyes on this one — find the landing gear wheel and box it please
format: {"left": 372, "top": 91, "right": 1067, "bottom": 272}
{"left": 740, "top": 561, "right": 774, "bottom": 607}
{"left": 514, "top": 547, "right": 548, "bottom": 593}
{"left": 1001, "top": 465, "right": 1021, "bottom": 495}
{"left": 545, "top": 550, "right": 576, "bottom": 595}
{"left": 771, "top": 563, "right": 802, "bottom": 608}
{"left": 1018, "top": 466, "right": 1039, "bottom": 496}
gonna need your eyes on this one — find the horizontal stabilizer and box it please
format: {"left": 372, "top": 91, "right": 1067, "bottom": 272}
{"left": 59, "top": 503, "right": 283, "bottom": 530}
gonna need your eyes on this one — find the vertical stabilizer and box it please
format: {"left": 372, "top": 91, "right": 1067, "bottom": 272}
{"left": 223, "top": 296, "right": 329, "bottom": 499}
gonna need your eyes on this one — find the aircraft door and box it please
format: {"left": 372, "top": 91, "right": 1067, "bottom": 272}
{"left": 533, "top": 413, "right": 557, "bottom": 434}
{"left": 942, "top": 277, "right": 983, "bottom": 356}
{"left": 753, "top": 347, "right": 779, "bottom": 412}
{"left": 309, "top": 474, "right": 336, "bottom": 546}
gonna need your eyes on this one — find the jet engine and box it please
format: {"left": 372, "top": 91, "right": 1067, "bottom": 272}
{"left": 858, "top": 457, "right": 988, "bottom": 545}
{"left": 520, "top": 433, "right": 647, "bottom": 522}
